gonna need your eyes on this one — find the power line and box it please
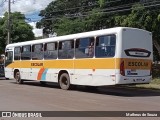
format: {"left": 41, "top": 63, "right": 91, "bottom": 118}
{"left": 41, "top": 0, "right": 160, "bottom": 22}
{"left": 41, "top": 1, "right": 160, "bottom": 21}
{"left": 40, "top": 9, "right": 160, "bottom": 31}
{"left": 44, "top": 0, "right": 130, "bottom": 15}
{"left": 43, "top": 0, "right": 157, "bottom": 15}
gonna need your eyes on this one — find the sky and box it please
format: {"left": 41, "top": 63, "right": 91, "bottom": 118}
{"left": 0, "top": 0, "right": 55, "bottom": 37}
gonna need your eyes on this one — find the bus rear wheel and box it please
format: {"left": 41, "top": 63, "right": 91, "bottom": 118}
{"left": 15, "top": 72, "right": 23, "bottom": 84}
{"left": 59, "top": 73, "right": 71, "bottom": 90}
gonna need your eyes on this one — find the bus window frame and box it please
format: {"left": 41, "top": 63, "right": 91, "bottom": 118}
{"left": 95, "top": 34, "right": 116, "bottom": 58}
{"left": 21, "top": 45, "right": 31, "bottom": 60}
{"left": 44, "top": 42, "right": 58, "bottom": 60}
{"left": 58, "top": 40, "right": 74, "bottom": 59}
{"left": 75, "top": 37, "right": 95, "bottom": 59}
{"left": 32, "top": 43, "right": 44, "bottom": 60}
{"left": 14, "top": 47, "right": 21, "bottom": 61}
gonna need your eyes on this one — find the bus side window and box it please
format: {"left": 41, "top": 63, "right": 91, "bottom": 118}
{"left": 21, "top": 45, "right": 31, "bottom": 60}
{"left": 75, "top": 37, "right": 94, "bottom": 58}
{"left": 58, "top": 40, "right": 74, "bottom": 59}
{"left": 44, "top": 42, "right": 57, "bottom": 59}
{"left": 32, "top": 44, "right": 43, "bottom": 60}
{"left": 14, "top": 47, "right": 21, "bottom": 60}
{"left": 95, "top": 35, "right": 116, "bottom": 58}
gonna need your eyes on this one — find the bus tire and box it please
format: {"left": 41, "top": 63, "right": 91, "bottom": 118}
{"left": 59, "top": 73, "right": 71, "bottom": 90}
{"left": 15, "top": 72, "right": 23, "bottom": 84}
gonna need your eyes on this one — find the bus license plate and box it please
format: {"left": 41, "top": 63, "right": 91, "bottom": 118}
{"left": 134, "top": 79, "right": 145, "bottom": 82}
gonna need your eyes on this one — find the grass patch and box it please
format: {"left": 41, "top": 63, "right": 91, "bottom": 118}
{"left": 135, "top": 78, "right": 160, "bottom": 89}
{"left": 150, "top": 78, "right": 160, "bottom": 84}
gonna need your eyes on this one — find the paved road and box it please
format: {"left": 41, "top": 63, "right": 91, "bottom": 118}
{"left": 0, "top": 78, "right": 160, "bottom": 120}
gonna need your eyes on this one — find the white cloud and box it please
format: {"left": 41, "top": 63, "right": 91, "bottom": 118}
{"left": 0, "top": 0, "right": 55, "bottom": 37}
{"left": 0, "top": 0, "right": 54, "bottom": 15}
{"left": 28, "top": 22, "right": 42, "bottom": 37}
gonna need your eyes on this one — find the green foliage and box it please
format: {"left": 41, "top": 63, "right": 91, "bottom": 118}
{"left": 0, "top": 12, "right": 35, "bottom": 53}
{"left": 152, "top": 64, "right": 160, "bottom": 79}
{"left": 158, "top": 14, "right": 160, "bottom": 21}
{"left": 37, "top": 0, "right": 160, "bottom": 60}
{"left": 53, "top": 18, "right": 86, "bottom": 36}
{"left": 98, "top": 0, "right": 105, "bottom": 8}
{"left": 115, "top": 4, "right": 160, "bottom": 37}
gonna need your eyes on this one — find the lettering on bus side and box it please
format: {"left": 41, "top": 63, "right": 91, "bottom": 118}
{"left": 128, "top": 62, "right": 148, "bottom": 67}
{"left": 31, "top": 63, "right": 43, "bottom": 66}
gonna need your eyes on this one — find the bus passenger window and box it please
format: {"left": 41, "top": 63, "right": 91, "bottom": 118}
{"left": 75, "top": 37, "right": 94, "bottom": 58}
{"left": 32, "top": 44, "right": 43, "bottom": 60}
{"left": 44, "top": 42, "right": 57, "bottom": 59}
{"left": 58, "top": 40, "right": 74, "bottom": 59}
{"left": 14, "top": 47, "right": 21, "bottom": 60}
{"left": 21, "top": 45, "right": 31, "bottom": 60}
{"left": 95, "top": 35, "right": 116, "bottom": 58}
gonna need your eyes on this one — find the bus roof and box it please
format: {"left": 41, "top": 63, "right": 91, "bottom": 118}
{"left": 6, "top": 27, "right": 151, "bottom": 48}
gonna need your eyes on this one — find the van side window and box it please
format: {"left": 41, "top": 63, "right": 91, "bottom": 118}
{"left": 5, "top": 51, "right": 13, "bottom": 61}
{"left": 44, "top": 42, "right": 57, "bottom": 59}
{"left": 32, "top": 44, "right": 43, "bottom": 60}
{"left": 21, "top": 45, "right": 31, "bottom": 60}
{"left": 14, "top": 47, "right": 21, "bottom": 60}
{"left": 95, "top": 35, "right": 116, "bottom": 58}
{"left": 75, "top": 37, "right": 94, "bottom": 58}
{"left": 58, "top": 40, "right": 74, "bottom": 59}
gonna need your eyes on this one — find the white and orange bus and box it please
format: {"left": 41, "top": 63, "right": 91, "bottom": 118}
{"left": 5, "top": 27, "right": 153, "bottom": 90}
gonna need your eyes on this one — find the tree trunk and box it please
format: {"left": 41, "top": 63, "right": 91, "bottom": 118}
{"left": 153, "top": 40, "right": 160, "bottom": 57}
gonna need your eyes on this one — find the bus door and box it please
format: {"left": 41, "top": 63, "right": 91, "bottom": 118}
{"left": 5, "top": 48, "right": 14, "bottom": 78}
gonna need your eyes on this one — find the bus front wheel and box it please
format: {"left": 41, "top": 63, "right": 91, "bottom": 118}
{"left": 15, "top": 72, "right": 23, "bottom": 84}
{"left": 59, "top": 73, "right": 71, "bottom": 90}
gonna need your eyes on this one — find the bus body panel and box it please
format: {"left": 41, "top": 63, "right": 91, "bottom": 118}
{"left": 115, "top": 28, "right": 152, "bottom": 84}
{"left": 4, "top": 27, "right": 153, "bottom": 86}
{"left": 73, "top": 58, "right": 116, "bottom": 86}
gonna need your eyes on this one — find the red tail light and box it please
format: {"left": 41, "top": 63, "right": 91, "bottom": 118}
{"left": 120, "top": 61, "right": 125, "bottom": 76}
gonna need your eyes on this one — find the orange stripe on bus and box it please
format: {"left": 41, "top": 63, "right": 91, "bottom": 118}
{"left": 6, "top": 58, "right": 152, "bottom": 70}
{"left": 37, "top": 68, "right": 45, "bottom": 80}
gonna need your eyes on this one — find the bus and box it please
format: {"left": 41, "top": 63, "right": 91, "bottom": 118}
{"left": 5, "top": 27, "right": 153, "bottom": 90}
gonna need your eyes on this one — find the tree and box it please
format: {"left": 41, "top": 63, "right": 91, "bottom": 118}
{"left": 114, "top": 4, "right": 160, "bottom": 60}
{"left": 37, "top": 0, "right": 160, "bottom": 60}
{"left": 0, "top": 12, "right": 35, "bottom": 53}
{"left": 37, "top": 0, "right": 141, "bottom": 36}
{"left": 36, "top": 0, "right": 101, "bottom": 35}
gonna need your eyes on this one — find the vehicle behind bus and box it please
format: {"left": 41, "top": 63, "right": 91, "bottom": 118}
{"left": 0, "top": 54, "right": 5, "bottom": 78}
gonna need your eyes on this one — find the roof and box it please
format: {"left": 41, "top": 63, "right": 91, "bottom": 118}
{"left": 6, "top": 27, "right": 150, "bottom": 48}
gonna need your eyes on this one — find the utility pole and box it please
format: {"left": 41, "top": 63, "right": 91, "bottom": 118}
{"left": 7, "top": 0, "right": 11, "bottom": 45}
